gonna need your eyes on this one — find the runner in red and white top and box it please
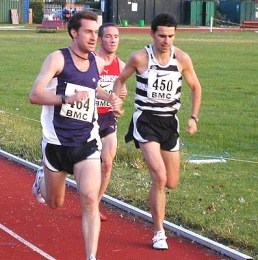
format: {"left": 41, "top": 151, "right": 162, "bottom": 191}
{"left": 95, "top": 23, "right": 127, "bottom": 221}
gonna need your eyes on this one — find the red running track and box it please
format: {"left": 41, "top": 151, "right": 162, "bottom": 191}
{"left": 0, "top": 156, "right": 227, "bottom": 260}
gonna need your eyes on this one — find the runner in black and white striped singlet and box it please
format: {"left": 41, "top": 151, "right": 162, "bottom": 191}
{"left": 135, "top": 44, "right": 182, "bottom": 115}
{"left": 126, "top": 43, "right": 182, "bottom": 151}
{"left": 113, "top": 12, "right": 202, "bottom": 251}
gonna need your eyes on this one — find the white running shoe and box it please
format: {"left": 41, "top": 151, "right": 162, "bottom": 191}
{"left": 88, "top": 256, "right": 96, "bottom": 260}
{"left": 32, "top": 167, "right": 45, "bottom": 204}
{"left": 152, "top": 231, "right": 168, "bottom": 250}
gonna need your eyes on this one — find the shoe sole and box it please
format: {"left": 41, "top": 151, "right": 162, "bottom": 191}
{"left": 100, "top": 214, "right": 107, "bottom": 221}
{"left": 153, "top": 240, "right": 168, "bottom": 250}
{"left": 153, "top": 246, "right": 168, "bottom": 250}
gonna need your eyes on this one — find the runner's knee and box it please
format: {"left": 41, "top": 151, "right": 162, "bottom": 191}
{"left": 152, "top": 172, "right": 167, "bottom": 188}
{"left": 101, "top": 160, "right": 112, "bottom": 177}
{"left": 166, "top": 177, "right": 179, "bottom": 190}
{"left": 46, "top": 197, "right": 65, "bottom": 209}
{"left": 79, "top": 191, "right": 99, "bottom": 208}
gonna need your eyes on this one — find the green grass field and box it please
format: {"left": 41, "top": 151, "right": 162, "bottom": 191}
{"left": 0, "top": 27, "right": 257, "bottom": 258}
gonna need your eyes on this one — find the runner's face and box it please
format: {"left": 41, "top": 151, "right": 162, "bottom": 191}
{"left": 99, "top": 26, "right": 119, "bottom": 54}
{"left": 74, "top": 19, "right": 99, "bottom": 52}
{"left": 151, "top": 26, "right": 176, "bottom": 53}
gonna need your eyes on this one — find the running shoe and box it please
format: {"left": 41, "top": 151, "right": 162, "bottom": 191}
{"left": 100, "top": 212, "right": 107, "bottom": 221}
{"left": 89, "top": 256, "right": 96, "bottom": 260}
{"left": 152, "top": 231, "right": 168, "bottom": 250}
{"left": 32, "top": 166, "right": 45, "bottom": 204}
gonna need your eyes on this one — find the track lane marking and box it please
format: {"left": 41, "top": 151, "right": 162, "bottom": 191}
{"left": 0, "top": 223, "right": 56, "bottom": 260}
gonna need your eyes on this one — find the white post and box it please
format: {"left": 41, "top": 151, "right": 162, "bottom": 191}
{"left": 210, "top": 16, "right": 213, "bottom": 33}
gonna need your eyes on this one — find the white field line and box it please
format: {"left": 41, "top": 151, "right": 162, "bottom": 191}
{"left": 0, "top": 149, "right": 254, "bottom": 260}
{"left": 187, "top": 158, "right": 227, "bottom": 164}
{"left": 0, "top": 224, "right": 56, "bottom": 260}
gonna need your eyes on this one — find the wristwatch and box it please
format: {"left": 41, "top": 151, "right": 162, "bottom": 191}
{"left": 190, "top": 115, "right": 199, "bottom": 123}
{"left": 61, "top": 94, "right": 67, "bottom": 104}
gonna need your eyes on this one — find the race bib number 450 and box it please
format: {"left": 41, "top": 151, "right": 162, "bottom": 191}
{"left": 147, "top": 70, "right": 177, "bottom": 100}
{"left": 60, "top": 82, "right": 95, "bottom": 122}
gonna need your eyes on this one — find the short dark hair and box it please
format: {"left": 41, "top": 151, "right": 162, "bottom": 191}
{"left": 151, "top": 13, "right": 177, "bottom": 32}
{"left": 68, "top": 10, "right": 98, "bottom": 38}
{"left": 98, "top": 23, "right": 117, "bottom": 38}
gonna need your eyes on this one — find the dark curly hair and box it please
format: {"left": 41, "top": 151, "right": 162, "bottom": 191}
{"left": 151, "top": 13, "right": 177, "bottom": 32}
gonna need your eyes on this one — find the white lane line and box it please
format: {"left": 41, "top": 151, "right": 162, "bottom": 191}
{"left": 0, "top": 223, "right": 56, "bottom": 260}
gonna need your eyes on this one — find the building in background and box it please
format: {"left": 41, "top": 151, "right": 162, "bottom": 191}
{"left": 0, "top": 0, "right": 29, "bottom": 23}
{"left": 219, "top": 0, "right": 258, "bottom": 24}
{"left": 185, "top": 0, "right": 215, "bottom": 26}
{"left": 101, "top": 0, "right": 258, "bottom": 25}
{"left": 0, "top": 0, "right": 258, "bottom": 25}
{"left": 101, "top": 0, "right": 189, "bottom": 25}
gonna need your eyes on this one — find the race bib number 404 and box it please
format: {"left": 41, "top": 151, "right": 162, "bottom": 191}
{"left": 147, "top": 70, "right": 177, "bottom": 100}
{"left": 60, "top": 82, "right": 95, "bottom": 122}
